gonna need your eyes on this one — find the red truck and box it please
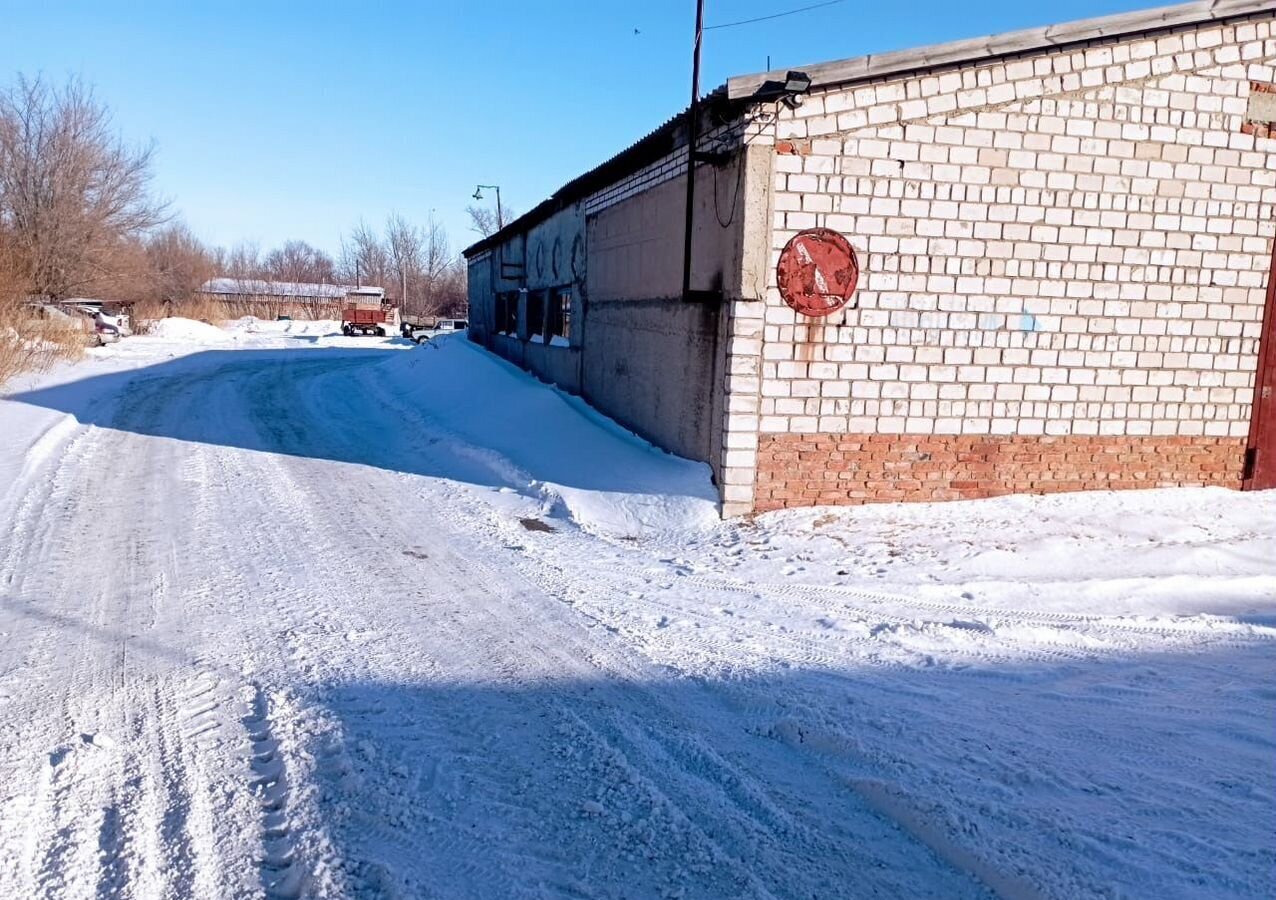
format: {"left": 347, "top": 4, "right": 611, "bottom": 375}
{"left": 340, "top": 288, "right": 399, "bottom": 337}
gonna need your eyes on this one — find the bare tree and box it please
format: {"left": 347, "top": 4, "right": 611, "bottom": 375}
{"left": 338, "top": 221, "right": 391, "bottom": 289}
{"left": 385, "top": 213, "right": 423, "bottom": 308}
{"left": 331, "top": 215, "right": 466, "bottom": 318}
{"left": 262, "top": 239, "right": 335, "bottom": 285}
{"left": 419, "top": 216, "right": 458, "bottom": 311}
{"left": 465, "top": 204, "right": 512, "bottom": 238}
{"left": 434, "top": 264, "right": 468, "bottom": 318}
{"left": 0, "top": 75, "right": 168, "bottom": 300}
{"left": 144, "top": 222, "right": 215, "bottom": 303}
{"left": 209, "top": 241, "right": 263, "bottom": 281}
{"left": 384, "top": 212, "right": 463, "bottom": 317}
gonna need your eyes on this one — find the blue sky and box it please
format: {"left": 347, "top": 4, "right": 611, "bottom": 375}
{"left": 2, "top": 0, "right": 1152, "bottom": 258}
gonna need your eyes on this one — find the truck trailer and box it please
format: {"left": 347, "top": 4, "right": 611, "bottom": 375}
{"left": 340, "top": 287, "right": 399, "bottom": 337}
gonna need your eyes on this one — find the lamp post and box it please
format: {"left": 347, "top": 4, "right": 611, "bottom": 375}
{"left": 472, "top": 184, "right": 503, "bottom": 231}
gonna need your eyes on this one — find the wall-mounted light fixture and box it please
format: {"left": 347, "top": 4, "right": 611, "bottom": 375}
{"left": 752, "top": 69, "right": 814, "bottom": 107}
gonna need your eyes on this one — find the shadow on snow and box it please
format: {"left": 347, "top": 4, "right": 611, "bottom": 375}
{"left": 8, "top": 586, "right": 1272, "bottom": 898}
{"left": 7, "top": 347, "right": 563, "bottom": 497}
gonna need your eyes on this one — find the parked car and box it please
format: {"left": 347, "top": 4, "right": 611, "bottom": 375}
{"left": 93, "top": 314, "right": 122, "bottom": 345}
{"left": 408, "top": 319, "right": 468, "bottom": 343}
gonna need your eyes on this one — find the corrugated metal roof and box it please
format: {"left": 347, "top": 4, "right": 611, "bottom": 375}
{"left": 200, "top": 278, "right": 384, "bottom": 299}
{"left": 727, "top": 0, "right": 1273, "bottom": 99}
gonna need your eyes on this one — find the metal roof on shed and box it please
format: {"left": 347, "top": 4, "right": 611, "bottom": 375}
{"left": 201, "top": 279, "right": 383, "bottom": 299}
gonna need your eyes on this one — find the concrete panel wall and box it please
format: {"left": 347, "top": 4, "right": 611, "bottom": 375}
{"left": 523, "top": 205, "right": 586, "bottom": 294}
{"left": 577, "top": 159, "right": 757, "bottom": 467}
{"left": 579, "top": 299, "right": 723, "bottom": 464}
{"left": 466, "top": 250, "right": 494, "bottom": 341}
{"left": 523, "top": 340, "right": 583, "bottom": 393}
{"left": 589, "top": 160, "right": 743, "bottom": 302}
{"left": 464, "top": 130, "right": 762, "bottom": 482}
{"left": 468, "top": 203, "right": 586, "bottom": 392}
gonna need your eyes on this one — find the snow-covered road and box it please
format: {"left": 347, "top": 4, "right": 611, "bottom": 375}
{"left": 0, "top": 321, "right": 1273, "bottom": 899}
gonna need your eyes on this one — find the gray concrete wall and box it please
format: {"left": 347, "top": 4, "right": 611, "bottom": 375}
{"left": 579, "top": 159, "right": 750, "bottom": 466}
{"left": 466, "top": 250, "right": 494, "bottom": 342}
{"left": 588, "top": 160, "right": 742, "bottom": 301}
{"left": 464, "top": 144, "right": 762, "bottom": 482}
{"left": 579, "top": 299, "right": 724, "bottom": 464}
{"left": 466, "top": 202, "right": 586, "bottom": 392}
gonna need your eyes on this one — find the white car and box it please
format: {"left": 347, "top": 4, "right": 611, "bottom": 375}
{"left": 409, "top": 319, "right": 468, "bottom": 343}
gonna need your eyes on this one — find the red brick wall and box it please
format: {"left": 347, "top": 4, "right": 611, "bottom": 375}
{"left": 753, "top": 434, "right": 1248, "bottom": 511}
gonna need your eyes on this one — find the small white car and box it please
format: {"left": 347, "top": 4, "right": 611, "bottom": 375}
{"left": 86, "top": 309, "right": 131, "bottom": 345}
{"left": 409, "top": 319, "right": 468, "bottom": 343}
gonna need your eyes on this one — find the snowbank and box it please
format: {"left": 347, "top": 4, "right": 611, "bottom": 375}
{"left": 147, "top": 317, "right": 236, "bottom": 344}
{"left": 227, "top": 317, "right": 342, "bottom": 338}
{"left": 377, "top": 338, "right": 720, "bottom": 535}
{"left": 699, "top": 486, "right": 1276, "bottom": 619}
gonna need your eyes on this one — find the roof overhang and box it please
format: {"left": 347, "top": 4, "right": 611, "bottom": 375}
{"left": 726, "top": 0, "right": 1272, "bottom": 100}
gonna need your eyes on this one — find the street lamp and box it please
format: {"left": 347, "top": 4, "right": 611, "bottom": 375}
{"left": 472, "top": 184, "right": 503, "bottom": 231}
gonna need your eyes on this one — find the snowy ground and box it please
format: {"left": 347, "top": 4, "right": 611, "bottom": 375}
{"left": 0, "top": 319, "right": 1272, "bottom": 899}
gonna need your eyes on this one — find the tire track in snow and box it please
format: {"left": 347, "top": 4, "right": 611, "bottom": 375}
{"left": 255, "top": 377, "right": 988, "bottom": 898}
{"left": 0, "top": 364, "right": 292, "bottom": 899}
{"left": 242, "top": 685, "right": 303, "bottom": 899}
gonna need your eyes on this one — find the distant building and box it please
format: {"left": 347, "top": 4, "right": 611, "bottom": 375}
{"left": 200, "top": 279, "right": 381, "bottom": 302}
{"left": 464, "top": 0, "right": 1276, "bottom": 515}
{"left": 199, "top": 279, "right": 385, "bottom": 317}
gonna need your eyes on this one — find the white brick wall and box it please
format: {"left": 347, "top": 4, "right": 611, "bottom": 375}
{"left": 584, "top": 114, "right": 770, "bottom": 217}
{"left": 752, "top": 12, "right": 1276, "bottom": 441}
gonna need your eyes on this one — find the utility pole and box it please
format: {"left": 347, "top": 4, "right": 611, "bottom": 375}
{"left": 681, "top": 0, "right": 705, "bottom": 301}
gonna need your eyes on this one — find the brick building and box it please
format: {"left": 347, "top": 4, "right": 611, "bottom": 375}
{"left": 464, "top": 0, "right": 1276, "bottom": 516}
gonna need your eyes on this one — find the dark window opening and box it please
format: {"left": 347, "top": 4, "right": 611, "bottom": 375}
{"left": 495, "top": 291, "right": 517, "bottom": 335}
{"left": 550, "top": 288, "right": 572, "bottom": 343}
{"left": 527, "top": 289, "right": 546, "bottom": 340}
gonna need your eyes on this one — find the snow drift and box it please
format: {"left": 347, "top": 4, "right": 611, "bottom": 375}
{"left": 1, "top": 317, "right": 1272, "bottom": 898}
{"left": 374, "top": 337, "right": 721, "bottom": 535}
{"left": 146, "top": 317, "right": 237, "bottom": 344}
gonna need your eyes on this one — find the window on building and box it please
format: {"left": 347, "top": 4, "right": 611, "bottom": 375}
{"left": 494, "top": 292, "right": 506, "bottom": 334}
{"left": 527, "top": 289, "right": 546, "bottom": 340}
{"left": 549, "top": 288, "right": 572, "bottom": 344}
{"left": 495, "top": 291, "right": 517, "bottom": 335}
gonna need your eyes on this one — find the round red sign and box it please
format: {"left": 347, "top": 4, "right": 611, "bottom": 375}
{"left": 776, "top": 228, "right": 860, "bottom": 317}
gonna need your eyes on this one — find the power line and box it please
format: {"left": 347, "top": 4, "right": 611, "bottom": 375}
{"left": 704, "top": 0, "right": 846, "bottom": 31}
